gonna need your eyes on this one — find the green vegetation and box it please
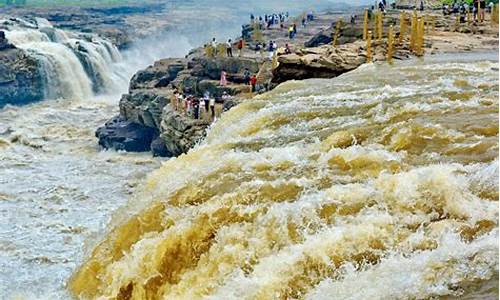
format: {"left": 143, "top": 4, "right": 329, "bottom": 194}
{"left": 0, "top": 0, "right": 156, "bottom": 7}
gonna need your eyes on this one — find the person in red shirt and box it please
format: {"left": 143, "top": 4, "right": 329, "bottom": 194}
{"left": 250, "top": 75, "right": 257, "bottom": 93}
{"left": 237, "top": 39, "right": 245, "bottom": 57}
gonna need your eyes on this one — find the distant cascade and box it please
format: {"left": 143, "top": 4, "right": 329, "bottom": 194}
{"left": 3, "top": 18, "right": 128, "bottom": 100}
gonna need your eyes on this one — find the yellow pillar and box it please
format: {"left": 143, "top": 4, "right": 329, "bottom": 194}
{"left": 387, "top": 25, "right": 394, "bottom": 64}
{"left": 410, "top": 13, "right": 417, "bottom": 51}
{"left": 333, "top": 18, "right": 343, "bottom": 47}
{"left": 218, "top": 43, "right": 226, "bottom": 57}
{"left": 366, "top": 30, "right": 372, "bottom": 63}
{"left": 377, "top": 12, "right": 383, "bottom": 42}
{"left": 455, "top": 14, "right": 460, "bottom": 32}
{"left": 399, "top": 12, "right": 406, "bottom": 45}
{"left": 363, "top": 9, "right": 369, "bottom": 40}
{"left": 492, "top": 4, "right": 499, "bottom": 27}
{"left": 467, "top": 8, "right": 472, "bottom": 26}
{"left": 416, "top": 17, "right": 425, "bottom": 56}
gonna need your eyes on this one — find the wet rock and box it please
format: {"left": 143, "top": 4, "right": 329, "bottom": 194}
{"left": 119, "top": 89, "right": 171, "bottom": 129}
{"left": 0, "top": 47, "right": 45, "bottom": 107}
{"left": 151, "top": 136, "right": 171, "bottom": 157}
{"left": 96, "top": 116, "right": 158, "bottom": 153}
{"left": 0, "top": 31, "right": 15, "bottom": 50}
{"left": 160, "top": 108, "right": 209, "bottom": 156}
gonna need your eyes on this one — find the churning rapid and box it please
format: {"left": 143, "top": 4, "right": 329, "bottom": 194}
{"left": 3, "top": 17, "right": 128, "bottom": 100}
{"left": 70, "top": 55, "right": 499, "bottom": 299}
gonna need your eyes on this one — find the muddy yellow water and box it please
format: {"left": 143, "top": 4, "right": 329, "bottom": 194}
{"left": 70, "top": 56, "right": 499, "bottom": 300}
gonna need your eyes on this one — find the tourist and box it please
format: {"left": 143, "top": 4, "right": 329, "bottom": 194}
{"left": 222, "top": 91, "right": 230, "bottom": 103}
{"left": 378, "top": 0, "right": 385, "bottom": 12}
{"left": 251, "top": 14, "right": 255, "bottom": 23}
{"left": 187, "top": 96, "right": 194, "bottom": 117}
{"left": 243, "top": 68, "right": 251, "bottom": 85}
{"left": 479, "top": 0, "right": 486, "bottom": 22}
{"left": 209, "top": 96, "right": 216, "bottom": 120}
{"left": 226, "top": 39, "right": 233, "bottom": 57}
{"left": 284, "top": 43, "right": 292, "bottom": 54}
{"left": 211, "top": 38, "right": 217, "bottom": 55}
{"left": 250, "top": 74, "right": 257, "bottom": 92}
{"left": 420, "top": 0, "right": 424, "bottom": 11}
{"left": 171, "top": 90, "right": 179, "bottom": 111}
{"left": 293, "top": 24, "right": 297, "bottom": 36}
{"left": 488, "top": 1, "right": 494, "bottom": 13}
{"left": 193, "top": 98, "right": 200, "bottom": 120}
{"left": 307, "top": 11, "right": 314, "bottom": 21}
{"left": 473, "top": 0, "right": 479, "bottom": 22}
{"left": 203, "top": 91, "right": 210, "bottom": 114}
{"left": 199, "top": 97, "right": 206, "bottom": 120}
{"left": 220, "top": 70, "right": 227, "bottom": 86}
{"left": 180, "top": 94, "right": 187, "bottom": 115}
{"left": 302, "top": 17, "right": 306, "bottom": 27}
{"left": 288, "top": 25, "right": 294, "bottom": 39}
{"left": 268, "top": 41, "right": 274, "bottom": 58}
{"left": 237, "top": 38, "right": 244, "bottom": 57}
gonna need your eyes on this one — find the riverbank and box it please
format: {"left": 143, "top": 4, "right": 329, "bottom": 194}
{"left": 97, "top": 7, "right": 499, "bottom": 158}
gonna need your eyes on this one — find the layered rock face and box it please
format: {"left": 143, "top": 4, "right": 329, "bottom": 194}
{"left": 272, "top": 43, "right": 367, "bottom": 84}
{"left": 0, "top": 40, "right": 45, "bottom": 107}
{"left": 97, "top": 55, "right": 259, "bottom": 157}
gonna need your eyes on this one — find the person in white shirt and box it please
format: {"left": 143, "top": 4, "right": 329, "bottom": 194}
{"left": 226, "top": 39, "right": 233, "bottom": 57}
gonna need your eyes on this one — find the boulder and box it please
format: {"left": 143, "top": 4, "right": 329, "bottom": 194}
{"left": 119, "top": 89, "right": 171, "bottom": 129}
{"left": 305, "top": 21, "right": 365, "bottom": 48}
{"left": 96, "top": 115, "right": 159, "bottom": 153}
{"left": 272, "top": 43, "right": 366, "bottom": 84}
{"left": 160, "top": 107, "right": 210, "bottom": 156}
{"left": 0, "top": 47, "right": 45, "bottom": 107}
{"left": 189, "top": 57, "right": 260, "bottom": 80}
{"left": 151, "top": 136, "right": 171, "bottom": 157}
{"left": 129, "top": 58, "right": 186, "bottom": 90}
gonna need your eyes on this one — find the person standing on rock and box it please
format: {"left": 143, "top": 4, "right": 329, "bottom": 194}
{"left": 244, "top": 68, "right": 251, "bottom": 85}
{"left": 171, "top": 90, "right": 179, "bottom": 111}
{"left": 212, "top": 38, "right": 218, "bottom": 56}
{"left": 193, "top": 98, "right": 200, "bottom": 119}
{"left": 209, "top": 96, "right": 216, "bottom": 121}
{"left": 288, "top": 25, "right": 294, "bottom": 39}
{"left": 479, "top": 0, "right": 486, "bottom": 22}
{"left": 237, "top": 39, "right": 245, "bottom": 57}
{"left": 250, "top": 74, "right": 257, "bottom": 93}
{"left": 203, "top": 91, "right": 210, "bottom": 116}
{"left": 199, "top": 96, "right": 206, "bottom": 120}
{"left": 226, "top": 39, "right": 233, "bottom": 57}
{"left": 220, "top": 70, "right": 227, "bottom": 86}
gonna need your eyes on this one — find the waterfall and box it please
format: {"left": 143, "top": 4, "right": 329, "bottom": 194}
{"left": 3, "top": 18, "right": 127, "bottom": 100}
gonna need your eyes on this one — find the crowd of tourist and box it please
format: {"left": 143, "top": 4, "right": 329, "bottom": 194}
{"left": 442, "top": 0, "right": 494, "bottom": 22}
{"left": 170, "top": 89, "right": 231, "bottom": 123}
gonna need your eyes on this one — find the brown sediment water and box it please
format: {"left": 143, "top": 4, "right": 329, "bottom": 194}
{"left": 69, "top": 53, "right": 499, "bottom": 300}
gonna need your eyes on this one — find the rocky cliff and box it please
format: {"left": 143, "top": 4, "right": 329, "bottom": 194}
{"left": 97, "top": 54, "right": 259, "bottom": 157}
{"left": 0, "top": 33, "right": 45, "bottom": 107}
